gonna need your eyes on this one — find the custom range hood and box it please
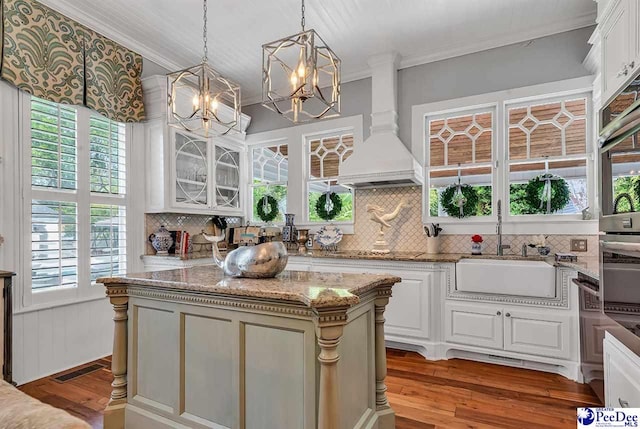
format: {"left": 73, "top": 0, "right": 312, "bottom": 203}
{"left": 339, "top": 53, "right": 423, "bottom": 188}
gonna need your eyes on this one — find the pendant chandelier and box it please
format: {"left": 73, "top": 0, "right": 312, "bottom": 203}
{"left": 261, "top": 0, "right": 341, "bottom": 123}
{"left": 167, "top": 0, "right": 242, "bottom": 137}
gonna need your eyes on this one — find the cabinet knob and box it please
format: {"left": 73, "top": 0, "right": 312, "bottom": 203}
{"left": 496, "top": 311, "right": 501, "bottom": 316}
{"left": 505, "top": 313, "right": 511, "bottom": 317}
{"left": 619, "top": 398, "right": 630, "bottom": 408}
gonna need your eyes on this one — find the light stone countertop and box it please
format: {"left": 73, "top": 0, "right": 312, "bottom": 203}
{"left": 98, "top": 265, "right": 401, "bottom": 309}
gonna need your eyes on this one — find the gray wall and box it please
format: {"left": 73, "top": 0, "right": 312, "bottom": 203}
{"left": 244, "top": 26, "right": 595, "bottom": 146}
{"left": 243, "top": 77, "right": 372, "bottom": 137}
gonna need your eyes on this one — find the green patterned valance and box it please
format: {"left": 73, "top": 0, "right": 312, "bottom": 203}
{"left": 83, "top": 29, "right": 145, "bottom": 123}
{"left": 0, "top": 0, "right": 145, "bottom": 122}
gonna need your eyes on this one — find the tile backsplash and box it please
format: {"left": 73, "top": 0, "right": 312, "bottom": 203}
{"left": 339, "top": 186, "right": 598, "bottom": 256}
{"left": 145, "top": 213, "right": 241, "bottom": 255}
{"left": 145, "top": 186, "right": 598, "bottom": 257}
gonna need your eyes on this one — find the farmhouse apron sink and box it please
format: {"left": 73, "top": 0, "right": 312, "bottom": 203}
{"left": 455, "top": 258, "right": 556, "bottom": 298}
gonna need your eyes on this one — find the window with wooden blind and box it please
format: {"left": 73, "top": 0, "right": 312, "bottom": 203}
{"left": 307, "top": 132, "right": 354, "bottom": 222}
{"left": 506, "top": 95, "right": 589, "bottom": 216}
{"left": 251, "top": 143, "right": 289, "bottom": 223}
{"left": 426, "top": 109, "right": 495, "bottom": 218}
{"left": 26, "top": 96, "right": 128, "bottom": 300}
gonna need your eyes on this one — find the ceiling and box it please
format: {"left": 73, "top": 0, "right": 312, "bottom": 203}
{"left": 39, "top": 0, "right": 597, "bottom": 105}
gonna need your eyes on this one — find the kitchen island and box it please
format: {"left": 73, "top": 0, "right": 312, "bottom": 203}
{"left": 98, "top": 266, "right": 400, "bottom": 429}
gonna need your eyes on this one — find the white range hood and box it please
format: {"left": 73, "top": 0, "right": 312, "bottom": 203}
{"left": 339, "top": 53, "right": 423, "bottom": 188}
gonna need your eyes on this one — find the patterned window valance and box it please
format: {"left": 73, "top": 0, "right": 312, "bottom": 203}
{"left": 0, "top": 0, "right": 145, "bottom": 122}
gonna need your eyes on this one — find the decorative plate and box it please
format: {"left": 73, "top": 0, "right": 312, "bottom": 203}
{"left": 316, "top": 225, "right": 343, "bottom": 248}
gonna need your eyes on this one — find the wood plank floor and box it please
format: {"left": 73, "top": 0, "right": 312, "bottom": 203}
{"left": 17, "top": 350, "right": 601, "bottom": 428}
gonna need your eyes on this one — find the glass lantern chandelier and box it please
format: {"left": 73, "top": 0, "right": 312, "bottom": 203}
{"left": 167, "top": 0, "right": 241, "bottom": 137}
{"left": 261, "top": 0, "right": 341, "bottom": 123}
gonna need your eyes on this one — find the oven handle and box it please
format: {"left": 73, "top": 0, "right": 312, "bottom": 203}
{"left": 572, "top": 278, "right": 600, "bottom": 296}
{"left": 601, "top": 241, "right": 640, "bottom": 257}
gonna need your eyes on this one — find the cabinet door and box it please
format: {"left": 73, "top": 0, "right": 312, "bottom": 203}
{"left": 631, "top": 0, "right": 640, "bottom": 75}
{"left": 384, "top": 272, "right": 432, "bottom": 340}
{"left": 604, "top": 335, "right": 640, "bottom": 408}
{"left": 444, "top": 302, "right": 503, "bottom": 350}
{"left": 214, "top": 145, "right": 241, "bottom": 211}
{"left": 602, "top": 0, "right": 631, "bottom": 102}
{"left": 172, "top": 131, "right": 211, "bottom": 209}
{"left": 503, "top": 309, "right": 571, "bottom": 359}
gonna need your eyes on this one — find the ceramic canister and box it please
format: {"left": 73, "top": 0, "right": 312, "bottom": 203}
{"left": 149, "top": 225, "right": 174, "bottom": 255}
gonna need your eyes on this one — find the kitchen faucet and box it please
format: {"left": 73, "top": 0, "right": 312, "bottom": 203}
{"left": 496, "top": 199, "right": 510, "bottom": 256}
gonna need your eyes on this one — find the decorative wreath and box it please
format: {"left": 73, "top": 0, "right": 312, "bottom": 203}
{"left": 524, "top": 174, "right": 570, "bottom": 214}
{"left": 441, "top": 184, "right": 479, "bottom": 218}
{"left": 316, "top": 192, "right": 343, "bottom": 221}
{"left": 256, "top": 195, "right": 280, "bottom": 223}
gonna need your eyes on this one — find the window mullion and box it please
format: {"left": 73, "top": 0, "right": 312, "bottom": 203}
{"left": 76, "top": 107, "right": 92, "bottom": 297}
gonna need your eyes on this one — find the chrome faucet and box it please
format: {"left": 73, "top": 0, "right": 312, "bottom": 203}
{"left": 497, "top": 199, "right": 503, "bottom": 256}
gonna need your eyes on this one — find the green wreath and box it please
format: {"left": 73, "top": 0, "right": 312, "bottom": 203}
{"left": 441, "top": 184, "right": 479, "bottom": 218}
{"left": 524, "top": 174, "right": 570, "bottom": 214}
{"left": 256, "top": 195, "right": 280, "bottom": 223}
{"left": 316, "top": 192, "right": 343, "bottom": 221}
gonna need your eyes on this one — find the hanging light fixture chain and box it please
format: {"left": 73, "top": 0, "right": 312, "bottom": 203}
{"left": 301, "top": 0, "right": 305, "bottom": 31}
{"left": 202, "top": 0, "right": 208, "bottom": 62}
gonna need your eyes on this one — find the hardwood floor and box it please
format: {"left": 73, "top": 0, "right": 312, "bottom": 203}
{"left": 17, "top": 350, "right": 601, "bottom": 428}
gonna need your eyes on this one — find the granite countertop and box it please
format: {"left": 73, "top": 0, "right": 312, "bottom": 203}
{"left": 142, "top": 249, "right": 550, "bottom": 263}
{"left": 98, "top": 265, "right": 401, "bottom": 309}
{"left": 556, "top": 256, "right": 600, "bottom": 281}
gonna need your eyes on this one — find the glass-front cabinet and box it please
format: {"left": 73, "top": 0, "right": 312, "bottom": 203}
{"left": 214, "top": 144, "right": 241, "bottom": 211}
{"left": 173, "top": 131, "right": 211, "bottom": 208}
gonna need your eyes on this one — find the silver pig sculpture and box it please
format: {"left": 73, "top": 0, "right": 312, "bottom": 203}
{"left": 202, "top": 232, "right": 288, "bottom": 278}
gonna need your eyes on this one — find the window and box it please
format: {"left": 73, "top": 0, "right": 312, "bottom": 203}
{"left": 251, "top": 142, "right": 289, "bottom": 223}
{"left": 507, "top": 96, "right": 589, "bottom": 216}
{"left": 421, "top": 81, "right": 593, "bottom": 226}
{"left": 427, "top": 109, "right": 494, "bottom": 218}
{"left": 27, "top": 97, "right": 127, "bottom": 298}
{"left": 306, "top": 132, "right": 354, "bottom": 222}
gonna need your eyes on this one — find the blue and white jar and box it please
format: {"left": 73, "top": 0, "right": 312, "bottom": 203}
{"left": 149, "top": 225, "right": 173, "bottom": 255}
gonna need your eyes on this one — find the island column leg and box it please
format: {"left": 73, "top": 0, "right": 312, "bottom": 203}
{"left": 314, "top": 308, "right": 347, "bottom": 429}
{"left": 104, "top": 292, "right": 129, "bottom": 429}
{"left": 375, "top": 286, "right": 395, "bottom": 429}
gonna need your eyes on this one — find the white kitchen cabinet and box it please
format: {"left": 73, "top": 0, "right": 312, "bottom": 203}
{"left": 142, "top": 75, "right": 249, "bottom": 216}
{"left": 604, "top": 333, "right": 640, "bottom": 408}
{"left": 599, "top": 0, "right": 640, "bottom": 103}
{"left": 172, "top": 129, "right": 212, "bottom": 210}
{"left": 445, "top": 302, "right": 573, "bottom": 359}
{"left": 602, "top": 0, "right": 631, "bottom": 103}
{"left": 444, "top": 302, "right": 503, "bottom": 350}
{"left": 308, "top": 259, "right": 446, "bottom": 344}
{"left": 503, "top": 309, "right": 571, "bottom": 359}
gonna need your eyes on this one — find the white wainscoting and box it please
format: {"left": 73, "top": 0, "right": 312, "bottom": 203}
{"left": 12, "top": 298, "right": 113, "bottom": 385}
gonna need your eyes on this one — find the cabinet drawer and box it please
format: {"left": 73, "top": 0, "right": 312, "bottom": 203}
{"left": 444, "top": 303, "right": 503, "bottom": 350}
{"left": 503, "top": 310, "right": 571, "bottom": 359}
{"left": 604, "top": 335, "right": 640, "bottom": 408}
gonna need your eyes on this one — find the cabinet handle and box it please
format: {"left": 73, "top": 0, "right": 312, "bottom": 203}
{"left": 496, "top": 311, "right": 501, "bottom": 316}
{"left": 629, "top": 61, "right": 636, "bottom": 70}
{"left": 505, "top": 313, "right": 511, "bottom": 317}
{"left": 619, "top": 398, "right": 630, "bottom": 408}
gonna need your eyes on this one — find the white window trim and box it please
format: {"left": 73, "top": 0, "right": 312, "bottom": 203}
{"left": 19, "top": 92, "right": 132, "bottom": 307}
{"left": 245, "top": 115, "right": 364, "bottom": 234}
{"left": 303, "top": 127, "right": 355, "bottom": 227}
{"left": 248, "top": 137, "right": 289, "bottom": 226}
{"left": 412, "top": 76, "right": 599, "bottom": 235}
